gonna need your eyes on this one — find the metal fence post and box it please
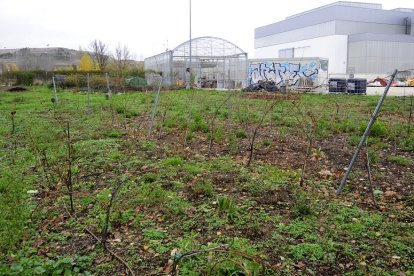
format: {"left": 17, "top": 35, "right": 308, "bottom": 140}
{"left": 336, "top": 69, "right": 398, "bottom": 196}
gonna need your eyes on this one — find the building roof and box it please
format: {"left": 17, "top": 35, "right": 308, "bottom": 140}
{"left": 171, "top": 36, "right": 246, "bottom": 58}
{"left": 255, "top": 1, "right": 414, "bottom": 39}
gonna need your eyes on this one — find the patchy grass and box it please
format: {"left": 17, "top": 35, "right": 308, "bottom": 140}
{"left": 0, "top": 87, "right": 413, "bottom": 275}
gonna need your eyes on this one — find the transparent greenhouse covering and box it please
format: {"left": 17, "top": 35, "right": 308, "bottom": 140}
{"left": 144, "top": 36, "right": 248, "bottom": 89}
{"left": 173, "top": 36, "right": 246, "bottom": 58}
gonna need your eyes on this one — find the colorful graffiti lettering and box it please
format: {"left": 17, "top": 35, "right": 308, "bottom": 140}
{"left": 248, "top": 61, "right": 319, "bottom": 86}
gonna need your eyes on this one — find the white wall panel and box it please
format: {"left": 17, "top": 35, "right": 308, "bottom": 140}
{"left": 336, "top": 21, "right": 406, "bottom": 35}
{"left": 348, "top": 41, "right": 414, "bottom": 74}
{"left": 255, "top": 35, "right": 348, "bottom": 74}
{"left": 255, "top": 21, "right": 336, "bottom": 48}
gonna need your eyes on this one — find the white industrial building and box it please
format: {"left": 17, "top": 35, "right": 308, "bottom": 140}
{"left": 254, "top": 1, "right": 414, "bottom": 77}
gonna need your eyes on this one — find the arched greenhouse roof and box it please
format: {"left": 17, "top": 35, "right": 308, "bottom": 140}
{"left": 172, "top": 36, "right": 247, "bottom": 58}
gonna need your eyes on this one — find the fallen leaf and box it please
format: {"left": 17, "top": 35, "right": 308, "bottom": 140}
{"left": 384, "top": 190, "right": 397, "bottom": 197}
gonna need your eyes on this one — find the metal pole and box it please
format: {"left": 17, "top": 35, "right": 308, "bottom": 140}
{"left": 186, "top": 0, "right": 192, "bottom": 89}
{"left": 52, "top": 76, "right": 58, "bottom": 104}
{"left": 336, "top": 69, "right": 398, "bottom": 196}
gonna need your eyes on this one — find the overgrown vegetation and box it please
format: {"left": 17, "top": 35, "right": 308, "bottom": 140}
{"left": 0, "top": 87, "right": 413, "bottom": 275}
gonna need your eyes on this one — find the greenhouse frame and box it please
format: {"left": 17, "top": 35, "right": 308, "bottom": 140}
{"left": 144, "top": 36, "right": 248, "bottom": 89}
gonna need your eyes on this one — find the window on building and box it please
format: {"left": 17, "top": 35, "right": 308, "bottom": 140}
{"left": 279, "top": 48, "right": 294, "bottom": 58}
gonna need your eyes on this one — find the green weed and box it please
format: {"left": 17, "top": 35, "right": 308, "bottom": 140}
{"left": 387, "top": 155, "right": 413, "bottom": 166}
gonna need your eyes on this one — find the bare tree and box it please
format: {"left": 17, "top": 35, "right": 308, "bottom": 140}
{"left": 112, "top": 43, "right": 131, "bottom": 89}
{"left": 90, "top": 40, "right": 109, "bottom": 71}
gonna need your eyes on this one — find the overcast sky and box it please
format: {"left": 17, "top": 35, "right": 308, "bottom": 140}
{"left": 0, "top": 0, "right": 412, "bottom": 59}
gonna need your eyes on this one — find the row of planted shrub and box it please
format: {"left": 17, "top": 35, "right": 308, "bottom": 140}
{"left": 1, "top": 68, "right": 150, "bottom": 87}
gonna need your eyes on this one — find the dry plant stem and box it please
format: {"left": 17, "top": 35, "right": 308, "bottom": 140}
{"left": 40, "top": 149, "right": 55, "bottom": 189}
{"left": 365, "top": 139, "right": 379, "bottom": 207}
{"left": 183, "top": 90, "right": 197, "bottom": 146}
{"left": 394, "top": 127, "right": 397, "bottom": 155}
{"left": 158, "top": 110, "right": 167, "bottom": 139}
{"left": 64, "top": 207, "right": 135, "bottom": 276}
{"left": 336, "top": 69, "right": 397, "bottom": 195}
{"left": 123, "top": 97, "right": 128, "bottom": 130}
{"left": 84, "top": 228, "right": 135, "bottom": 276}
{"left": 300, "top": 136, "right": 313, "bottom": 186}
{"left": 246, "top": 99, "right": 277, "bottom": 167}
{"left": 293, "top": 105, "right": 317, "bottom": 186}
{"left": 207, "top": 114, "right": 216, "bottom": 155}
{"left": 101, "top": 181, "right": 123, "bottom": 248}
{"left": 335, "top": 102, "right": 340, "bottom": 120}
{"left": 208, "top": 93, "right": 236, "bottom": 154}
{"left": 110, "top": 104, "right": 115, "bottom": 126}
{"left": 66, "top": 122, "right": 74, "bottom": 214}
{"left": 170, "top": 244, "right": 229, "bottom": 276}
{"left": 11, "top": 111, "right": 16, "bottom": 134}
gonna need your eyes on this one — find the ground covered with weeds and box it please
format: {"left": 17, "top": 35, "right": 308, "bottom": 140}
{"left": 0, "top": 87, "right": 413, "bottom": 275}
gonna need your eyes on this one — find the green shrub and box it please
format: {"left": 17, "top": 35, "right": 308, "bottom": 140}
{"left": 290, "top": 243, "right": 325, "bottom": 261}
{"left": 162, "top": 156, "right": 183, "bottom": 166}
{"left": 105, "top": 129, "right": 123, "bottom": 138}
{"left": 5, "top": 254, "right": 92, "bottom": 275}
{"left": 360, "top": 121, "right": 388, "bottom": 137}
{"left": 217, "top": 195, "right": 238, "bottom": 220}
{"left": 293, "top": 190, "right": 313, "bottom": 218}
{"left": 0, "top": 171, "right": 28, "bottom": 254}
{"left": 235, "top": 128, "right": 248, "bottom": 138}
{"left": 190, "top": 120, "right": 208, "bottom": 133}
{"left": 115, "top": 106, "right": 138, "bottom": 118}
{"left": 63, "top": 74, "right": 87, "bottom": 88}
{"left": 89, "top": 75, "right": 107, "bottom": 90}
{"left": 16, "top": 72, "right": 34, "bottom": 86}
{"left": 192, "top": 180, "right": 214, "bottom": 197}
{"left": 262, "top": 139, "right": 271, "bottom": 147}
{"left": 142, "top": 172, "right": 158, "bottom": 183}
{"left": 387, "top": 155, "right": 413, "bottom": 166}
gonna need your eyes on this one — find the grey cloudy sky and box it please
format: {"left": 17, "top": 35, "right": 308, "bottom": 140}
{"left": 0, "top": 0, "right": 412, "bottom": 59}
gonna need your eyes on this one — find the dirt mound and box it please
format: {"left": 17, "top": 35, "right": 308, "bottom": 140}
{"left": 243, "top": 92, "right": 298, "bottom": 100}
{"left": 8, "top": 87, "right": 28, "bottom": 92}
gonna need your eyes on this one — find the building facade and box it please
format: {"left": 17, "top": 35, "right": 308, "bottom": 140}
{"left": 255, "top": 2, "right": 414, "bottom": 76}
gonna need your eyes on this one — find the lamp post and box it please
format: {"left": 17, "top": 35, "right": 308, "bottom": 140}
{"left": 186, "top": 0, "right": 192, "bottom": 89}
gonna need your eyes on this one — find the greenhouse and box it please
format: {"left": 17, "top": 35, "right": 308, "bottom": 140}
{"left": 144, "top": 36, "right": 248, "bottom": 89}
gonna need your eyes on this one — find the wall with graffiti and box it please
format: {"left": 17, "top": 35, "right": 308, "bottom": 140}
{"left": 247, "top": 59, "right": 328, "bottom": 87}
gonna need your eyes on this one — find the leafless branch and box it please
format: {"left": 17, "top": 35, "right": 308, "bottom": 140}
{"left": 90, "top": 40, "right": 109, "bottom": 71}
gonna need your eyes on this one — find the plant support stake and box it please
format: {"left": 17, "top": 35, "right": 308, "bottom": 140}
{"left": 336, "top": 69, "right": 398, "bottom": 196}
{"left": 148, "top": 76, "right": 163, "bottom": 135}
{"left": 87, "top": 73, "right": 91, "bottom": 113}
{"left": 105, "top": 73, "right": 111, "bottom": 99}
{"left": 52, "top": 76, "right": 58, "bottom": 104}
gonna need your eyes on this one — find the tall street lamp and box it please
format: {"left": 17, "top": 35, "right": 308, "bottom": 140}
{"left": 186, "top": 0, "right": 192, "bottom": 89}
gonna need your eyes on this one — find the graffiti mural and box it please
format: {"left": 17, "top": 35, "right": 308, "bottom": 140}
{"left": 248, "top": 61, "right": 320, "bottom": 86}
